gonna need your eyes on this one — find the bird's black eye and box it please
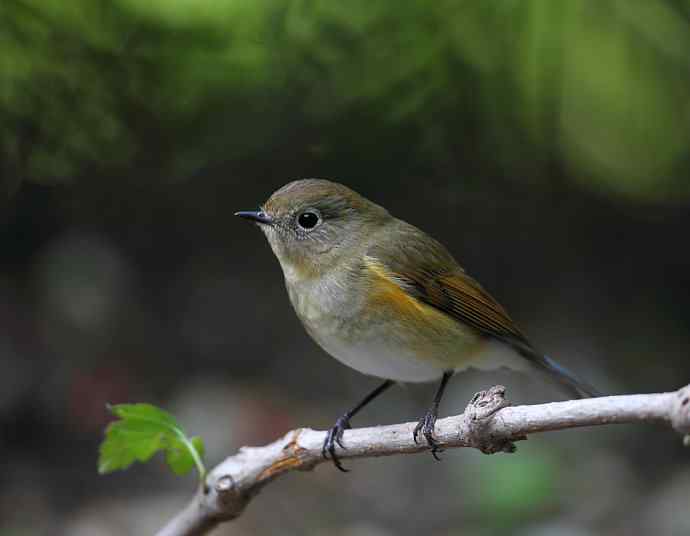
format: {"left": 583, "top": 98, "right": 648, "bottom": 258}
{"left": 297, "top": 211, "right": 320, "bottom": 230}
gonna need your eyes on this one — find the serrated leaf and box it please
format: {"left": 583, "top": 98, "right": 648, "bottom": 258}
{"left": 98, "top": 403, "right": 206, "bottom": 481}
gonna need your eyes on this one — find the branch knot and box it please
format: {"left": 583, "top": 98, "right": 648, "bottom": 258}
{"left": 462, "top": 385, "right": 521, "bottom": 454}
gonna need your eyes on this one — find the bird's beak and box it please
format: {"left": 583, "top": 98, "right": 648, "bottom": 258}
{"left": 234, "top": 210, "right": 274, "bottom": 226}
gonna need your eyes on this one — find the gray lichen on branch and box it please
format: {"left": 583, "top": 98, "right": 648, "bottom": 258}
{"left": 156, "top": 384, "right": 690, "bottom": 536}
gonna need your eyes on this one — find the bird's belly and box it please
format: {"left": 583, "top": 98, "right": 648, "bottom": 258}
{"left": 289, "top": 278, "right": 528, "bottom": 383}
{"left": 313, "top": 328, "right": 447, "bottom": 383}
{"left": 291, "top": 289, "right": 448, "bottom": 382}
{"left": 312, "top": 329, "right": 531, "bottom": 383}
{"left": 301, "top": 306, "right": 486, "bottom": 383}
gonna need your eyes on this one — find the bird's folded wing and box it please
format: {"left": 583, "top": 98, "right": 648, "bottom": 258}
{"left": 364, "top": 226, "right": 530, "bottom": 349}
{"left": 365, "top": 224, "right": 599, "bottom": 398}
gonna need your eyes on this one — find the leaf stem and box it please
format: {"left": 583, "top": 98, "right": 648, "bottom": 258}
{"left": 177, "top": 431, "right": 207, "bottom": 482}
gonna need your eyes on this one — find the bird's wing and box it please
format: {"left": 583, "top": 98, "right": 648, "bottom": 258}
{"left": 364, "top": 221, "right": 600, "bottom": 399}
{"left": 364, "top": 221, "right": 530, "bottom": 349}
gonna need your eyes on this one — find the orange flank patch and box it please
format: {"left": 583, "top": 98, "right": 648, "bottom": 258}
{"left": 364, "top": 260, "right": 469, "bottom": 337}
{"left": 363, "top": 257, "right": 486, "bottom": 368}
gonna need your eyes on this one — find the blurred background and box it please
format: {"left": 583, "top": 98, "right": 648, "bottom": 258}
{"left": 2, "top": 1, "right": 690, "bottom": 534}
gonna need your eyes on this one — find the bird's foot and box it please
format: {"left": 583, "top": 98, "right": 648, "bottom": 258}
{"left": 322, "top": 414, "right": 351, "bottom": 472}
{"left": 413, "top": 408, "right": 443, "bottom": 460}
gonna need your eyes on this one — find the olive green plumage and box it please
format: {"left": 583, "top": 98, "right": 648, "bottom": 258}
{"left": 239, "top": 178, "right": 598, "bottom": 398}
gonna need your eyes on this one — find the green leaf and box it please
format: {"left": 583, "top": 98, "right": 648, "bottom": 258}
{"left": 191, "top": 436, "right": 206, "bottom": 459}
{"left": 98, "top": 403, "right": 206, "bottom": 481}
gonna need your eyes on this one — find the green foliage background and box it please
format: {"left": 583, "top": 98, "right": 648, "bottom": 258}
{"left": 3, "top": 0, "right": 689, "bottom": 199}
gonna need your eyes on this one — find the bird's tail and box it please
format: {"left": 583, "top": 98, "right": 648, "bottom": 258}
{"left": 517, "top": 346, "right": 601, "bottom": 399}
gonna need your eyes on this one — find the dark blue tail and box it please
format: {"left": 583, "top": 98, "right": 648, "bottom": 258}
{"left": 517, "top": 346, "right": 601, "bottom": 399}
{"left": 540, "top": 354, "right": 600, "bottom": 398}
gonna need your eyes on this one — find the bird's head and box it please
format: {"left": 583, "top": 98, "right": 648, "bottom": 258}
{"left": 236, "top": 179, "right": 390, "bottom": 281}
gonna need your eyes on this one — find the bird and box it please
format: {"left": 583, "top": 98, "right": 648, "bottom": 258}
{"left": 236, "top": 179, "right": 599, "bottom": 471}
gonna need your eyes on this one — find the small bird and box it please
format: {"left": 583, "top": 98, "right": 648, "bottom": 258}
{"left": 236, "top": 179, "right": 598, "bottom": 470}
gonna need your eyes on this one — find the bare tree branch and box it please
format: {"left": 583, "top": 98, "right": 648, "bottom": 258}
{"left": 156, "top": 384, "right": 690, "bottom": 536}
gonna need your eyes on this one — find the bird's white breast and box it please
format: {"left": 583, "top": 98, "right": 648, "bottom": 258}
{"left": 286, "top": 272, "right": 451, "bottom": 383}
{"left": 311, "top": 322, "right": 447, "bottom": 383}
{"left": 285, "top": 267, "right": 530, "bottom": 383}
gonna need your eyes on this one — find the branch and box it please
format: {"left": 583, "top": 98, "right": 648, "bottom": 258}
{"left": 156, "top": 384, "right": 690, "bottom": 536}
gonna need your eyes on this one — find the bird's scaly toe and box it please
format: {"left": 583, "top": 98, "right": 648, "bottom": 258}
{"left": 322, "top": 415, "right": 351, "bottom": 472}
{"left": 414, "top": 410, "right": 443, "bottom": 460}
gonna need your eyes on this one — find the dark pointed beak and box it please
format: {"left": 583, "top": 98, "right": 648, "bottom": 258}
{"left": 234, "top": 210, "right": 274, "bottom": 225}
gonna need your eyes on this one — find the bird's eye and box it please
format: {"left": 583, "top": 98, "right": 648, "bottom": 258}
{"left": 297, "top": 210, "right": 320, "bottom": 230}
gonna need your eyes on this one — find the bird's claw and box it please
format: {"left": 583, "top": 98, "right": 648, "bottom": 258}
{"left": 414, "top": 409, "right": 443, "bottom": 460}
{"left": 322, "top": 415, "right": 351, "bottom": 472}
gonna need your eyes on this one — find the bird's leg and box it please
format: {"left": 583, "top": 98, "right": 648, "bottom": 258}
{"left": 322, "top": 379, "right": 395, "bottom": 472}
{"left": 414, "top": 370, "right": 454, "bottom": 460}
